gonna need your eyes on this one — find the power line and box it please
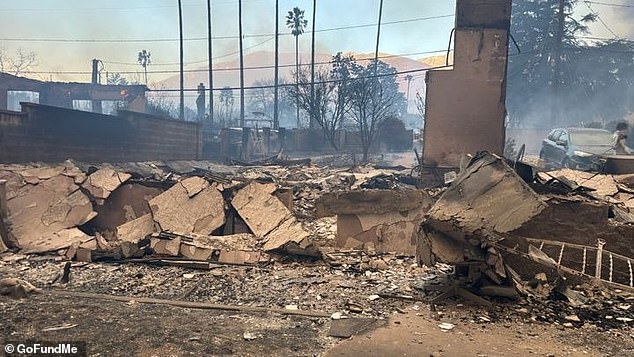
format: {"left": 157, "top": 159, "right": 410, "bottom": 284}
{"left": 0, "top": 34, "right": 267, "bottom": 43}
{"left": 22, "top": 49, "right": 448, "bottom": 76}
{"left": 585, "top": 1, "right": 634, "bottom": 8}
{"left": 104, "top": 37, "right": 276, "bottom": 67}
{"left": 0, "top": 14, "right": 454, "bottom": 44}
{"left": 148, "top": 64, "right": 453, "bottom": 93}
{"left": 580, "top": 36, "right": 634, "bottom": 43}
{"left": 118, "top": 49, "right": 448, "bottom": 72}
{"left": 313, "top": 14, "right": 453, "bottom": 34}
{"left": 584, "top": 1, "right": 620, "bottom": 38}
{"left": 0, "top": 0, "right": 265, "bottom": 13}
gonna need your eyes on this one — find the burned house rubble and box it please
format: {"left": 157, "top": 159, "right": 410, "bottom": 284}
{"left": 419, "top": 153, "right": 634, "bottom": 295}
{"left": 3, "top": 0, "right": 634, "bottom": 353}
{"left": 0, "top": 154, "right": 633, "bottom": 336}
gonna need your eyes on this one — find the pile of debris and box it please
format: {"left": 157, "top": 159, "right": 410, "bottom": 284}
{"left": 0, "top": 162, "right": 326, "bottom": 265}
{"left": 1, "top": 154, "right": 633, "bottom": 333}
{"left": 417, "top": 152, "right": 634, "bottom": 308}
{"left": 0, "top": 160, "right": 427, "bottom": 268}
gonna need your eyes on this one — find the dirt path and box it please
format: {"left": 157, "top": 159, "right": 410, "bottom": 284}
{"left": 2, "top": 293, "right": 632, "bottom": 357}
{"left": 0, "top": 294, "right": 333, "bottom": 357}
{"left": 326, "top": 312, "right": 630, "bottom": 357}
{"left": 1, "top": 259, "right": 632, "bottom": 356}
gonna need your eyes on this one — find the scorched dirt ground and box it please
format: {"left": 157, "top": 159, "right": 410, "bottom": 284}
{"left": 1, "top": 257, "right": 633, "bottom": 356}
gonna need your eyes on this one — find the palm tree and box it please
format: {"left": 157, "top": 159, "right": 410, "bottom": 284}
{"left": 137, "top": 50, "right": 151, "bottom": 84}
{"left": 286, "top": 7, "right": 307, "bottom": 128}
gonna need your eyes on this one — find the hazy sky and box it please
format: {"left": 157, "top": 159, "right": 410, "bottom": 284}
{"left": 0, "top": 0, "right": 456, "bottom": 84}
{"left": 0, "top": 0, "right": 629, "bottom": 85}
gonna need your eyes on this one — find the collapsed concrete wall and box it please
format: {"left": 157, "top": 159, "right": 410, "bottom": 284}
{"left": 0, "top": 162, "right": 317, "bottom": 264}
{"left": 317, "top": 189, "right": 435, "bottom": 256}
{"left": 0, "top": 103, "right": 202, "bottom": 163}
{"left": 418, "top": 152, "right": 634, "bottom": 291}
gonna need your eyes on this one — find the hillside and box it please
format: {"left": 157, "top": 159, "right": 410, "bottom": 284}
{"left": 154, "top": 51, "right": 432, "bottom": 102}
{"left": 418, "top": 52, "right": 454, "bottom": 68}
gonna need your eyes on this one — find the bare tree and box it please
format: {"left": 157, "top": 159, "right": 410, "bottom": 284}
{"left": 288, "top": 53, "right": 354, "bottom": 150}
{"left": 0, "top": 48, "right": 37, "bottom": 76}
{"left": 248, "top": 79, "right": 275, "bottom": 118}
{"left": 218, "top": 86, "right": 235, "bottom": 128}
{"left": 107, "top": 72, "right": 129, "bottom": 85}
{"left": 0, "top": 47, "right": 7, "bottom": 73}
{"left": 348, "top": 60, "right": 407, "bottom": 161}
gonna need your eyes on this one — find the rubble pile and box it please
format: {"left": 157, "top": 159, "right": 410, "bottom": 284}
{"left": 417, "top": 152, "right": 634, "bottom": 308}
{"left": 412, "top": 268, "right": 634, "bottom": 330}
{"left": 0, "top": 155, "right": 632, "bottom": 338}
{"left": 0, "top": 163, "right": 306, "bottom": 263}
{"left": 0, "top": 250, "right": 429, "bottom": 319}
{"left": 0, "top": 161, "right": 425, "bottom": 266}
{"left": 524, "top": 284, "right": 634, "bottom": 330}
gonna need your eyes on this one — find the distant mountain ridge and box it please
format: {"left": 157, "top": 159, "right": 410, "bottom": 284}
{"left": 155, "top": 50, "right": 434, "bottom": 97}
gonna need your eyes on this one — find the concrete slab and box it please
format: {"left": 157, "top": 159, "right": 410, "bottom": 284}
{"left": 264, "top": 218, "right": 311, "bottom": 252}
{"left": 24, "top": 228, "right": 92, "bottom": 254}
{"left": 91, "top": 183, "right": 162, "bottom": 234}
{"left": 82, "top": 167, "right": 132, "bottom": 202}
{"left": 7, "top": 174, "right": 96, "bottom": 253}
{"left": 316, "top": 189, "right": 434, "bottom": 217}
{"left": 149, "top": 178, "right": 225, "bottom": 235}
{"left": 232, "top": 182, "right": 290, "bottom": 237}
{"left": 115, "top": 213, "right": 154, "bottom": 244}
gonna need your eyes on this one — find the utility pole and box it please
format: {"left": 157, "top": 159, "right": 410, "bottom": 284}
{"left": 91, "top": 59, "right": 102, "bottom": 114}
{"left": 274, "top": 0, "right": 279, "bottom": 129}
{"left": 207, "top": 0, "right": 214, "bottom": 127}
{"left": 374, "top": 0, "right": 384, "bottom": 75}
{"left": 405, "top": 74, "right": 413, "bottom": 113}
{"left": 553, "top": 0, "right": 565, "bottom": 127}
{"left": 178, "top": 0, "right": 185, "bottom": 120}
{"left": 238, "top": 0, "right": 245, "bottom": 128}
{"left": 310, "top": 0, "right": 316, "bottom": 129}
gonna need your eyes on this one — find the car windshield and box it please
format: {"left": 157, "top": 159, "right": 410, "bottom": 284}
{"left": 569, "top": 131, "right": 613, "bottom": 146}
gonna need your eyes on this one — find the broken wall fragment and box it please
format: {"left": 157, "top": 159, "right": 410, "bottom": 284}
{"left": 6, "top": 173, "right": 96, "bottom": 253}
{"left": 149, "top": 177, "right": 225, "bottom": 235}
{"left": 232, "top": 182, "right": 315, "bottom": 256}
{"left": 317, "top": 189, "right": 435, "bottom": 256}
{"left": 231, "top": 182, "right": 291, "bottom": 237}
{"left": 91, "top": 183, "right": 162, "bottom": 235}
{"left": 82, "top": 167, "right": 132, "bottom": 204}
{"left": 418, "top": 153, "right": 547, "bottom": 281}
{"left": 115, "top": 213, "right": 154, "bottom": 244}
